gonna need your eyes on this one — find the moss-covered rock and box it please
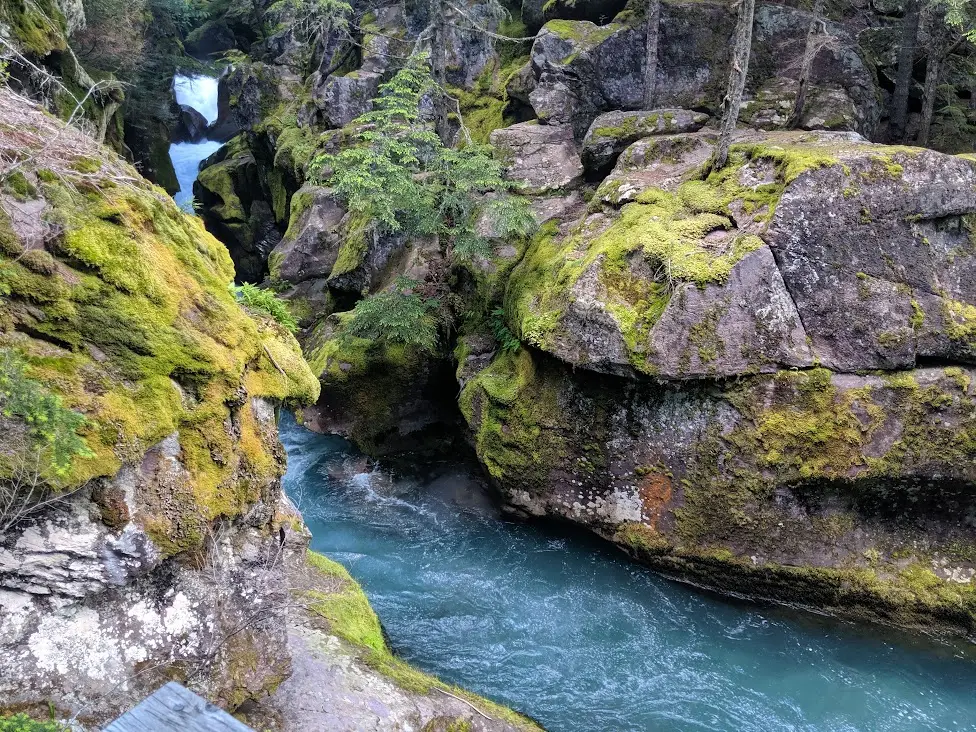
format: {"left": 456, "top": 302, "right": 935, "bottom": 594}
{"left": 461, "top": 348, "right": 976, "bottom": 638}
{"left": 506, "top": 132, "right": 976, "bottom": 380}
{"left": 246, "top": 550, "right": 543, "bottom": 732}
{"left": 0, "top": 86, "right": 318, "bottom": 723}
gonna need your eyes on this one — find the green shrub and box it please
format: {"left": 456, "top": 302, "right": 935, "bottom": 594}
{"left": 343, "top": 277, "right": 439, "bottom": 353}
{"left": 231, "top": 282, "right": 299, "bottom": 332}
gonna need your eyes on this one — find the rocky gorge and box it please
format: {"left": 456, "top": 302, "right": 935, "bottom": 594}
{"left": 3, "top": 0, "right": 976, "bottom": 727}
{"left": 185, "top": 0, "right": 976, "bottom": 639}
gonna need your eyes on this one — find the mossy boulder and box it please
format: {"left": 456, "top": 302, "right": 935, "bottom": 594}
{"left": 526, "top": 1, "right": 879, "bottom": 139}
{"left": 300, "top": 324, "right": 463, "bottom": 457}
{"left": 0, "top": 86, "right": 318, "bottom": 722}
{"left": 508, "top": 131, "right": 976, "bottom": 379}
{"left": 581, "top": 108, "right": 709, "bottom": 175}
{"left": 461, "top": 348, "right": 976, "bottom": 638}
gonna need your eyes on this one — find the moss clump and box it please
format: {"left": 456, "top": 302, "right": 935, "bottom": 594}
{"left": 743, "top": 368, "right": 884, "bottom": 480}
{"left": 544, "top": 19, "right": 621, "bottom": 54}
{"left": 459, "top": 348, "right": 567, "bottom": 488}
{"left": 3, "top": 171, "right": 38, "bottom": 200}
{"left": 304, "top": 551, "right": 386, "bottom": 652}
{"left": 0, "top": 0, "right": 67, "bottom": 56}
{"left": 329, "top": 212, "right": 370, "bottom": 279}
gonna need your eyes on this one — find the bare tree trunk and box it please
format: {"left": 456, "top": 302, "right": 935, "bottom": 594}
{"left": 787, "top": 0, "right": 826, "bottom": 129}
{"left": 890, "top": 0, "right": 920, "bottom": 143}
{"left": 430, "top": 0, "right": 451, "bottom": 144}
{"left": 715, "top": 0, "right": 755, "bottom": 170}
{"left": 643, "top": 0, "right": 661, "bottom": 109}
{"left": 918, "top": 49, "right": 941, "bottom": 146}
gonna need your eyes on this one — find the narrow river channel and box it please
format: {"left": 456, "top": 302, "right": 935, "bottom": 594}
{"left": 280, "top": 415, "right": 976, "bottom": 732}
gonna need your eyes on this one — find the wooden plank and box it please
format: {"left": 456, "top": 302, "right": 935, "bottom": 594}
{"left": 103, "top": 682, "right": 253, "bottom": 732}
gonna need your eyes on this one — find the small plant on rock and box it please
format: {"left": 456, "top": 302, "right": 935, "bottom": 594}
{"left": 231, "top": 282, "right": 299, "bottom": 333}
{"left": 342, "top": 277, "right": 440, "bottom": 353}
{"left": 311, "top": 58, "right": 535, "bottom": 265}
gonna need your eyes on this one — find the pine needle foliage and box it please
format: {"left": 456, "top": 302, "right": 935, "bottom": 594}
{"left": 312, "top": 58, "right": 535, "bottom": 264}
{"left": 343, "top": 277, "right": 440, "bottom": 353}
{"left": 231, "top": 283, "right": 299, "bottom": 332}
{"left": 0, "top": 351, "right": 92, "bottom": 478}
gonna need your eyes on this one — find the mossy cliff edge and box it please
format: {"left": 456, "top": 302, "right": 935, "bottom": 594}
{"left": 0, "top": 87, "right": 319, "bottom": 723}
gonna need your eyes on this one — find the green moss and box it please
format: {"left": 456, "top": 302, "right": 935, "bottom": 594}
{"left": 305, "top": 551, "right": 386, "bottom": 652}
{"left": 942, "top": 298, "right": 976, "bottom": 343}
{"left": 0, "top": 156, "right": 318, "bottom": 543}
{"left": 70, "top": 157, "right": 101, "bottom": 174}
{"left": 449, "top": 47, "right": 529, "bottom": 145}
{"left": 459, "top": 349, "right": 567, "bottom": 487}
{"left": 0, "top": 0, "right": 67, "bottom": 56}
{"left": 329, "top": 212, "right": 370, "bottom": 279}
{"left": 544, "top": 19, "right": 621, "bottom": 54}
{"left": 3, "top": 171, "right": 38, "bottom": 200}
{"left": 0, "top": 208, "right": 23, "bottom": 257}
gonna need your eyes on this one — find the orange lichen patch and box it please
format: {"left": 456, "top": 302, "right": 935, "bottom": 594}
{"left": 638, "top": 471, "right": 673, "bottom": 529}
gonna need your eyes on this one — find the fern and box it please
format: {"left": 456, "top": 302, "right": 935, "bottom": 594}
{"left": 489, "top": 307, "right": 521, "bottom": 352}
{"left": 231, "top": 283, "right": 299, "bottom": 332}
{"left": 343, "top": 278, "right": 440, "bottom": 353}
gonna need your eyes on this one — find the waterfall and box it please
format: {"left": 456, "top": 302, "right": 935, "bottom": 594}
{"left": 169, "top": 74, "right": 222, "bottom": 212}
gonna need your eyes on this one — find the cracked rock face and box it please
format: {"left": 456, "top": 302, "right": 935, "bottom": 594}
{"left": 767, "top": 148, "right": 976, "bottom": 372}
{"left": 490, "top": 122, "right": 584, "bottom": 194}
{"left": 0, "top": 421, "right": 299, "bottom": 725}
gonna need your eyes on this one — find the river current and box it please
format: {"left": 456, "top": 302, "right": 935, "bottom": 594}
{"left": 280, "top": 416, "right": 976, "bottom": 732}
{"left": 168, "top": 75, "right": 976, "bottom": 732}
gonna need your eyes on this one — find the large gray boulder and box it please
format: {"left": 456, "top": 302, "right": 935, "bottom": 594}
{"left": 508, "top": 131, "right": 976, "bottom": 379}
{"left": 269, "top": 184, "right": 346, "bottom": 285}
{"left": 210, "top": 63, "right": 301, "bottom": 141}
{"left": 767, "top": 148, "right": 976, "bottom": 371}
{"left": 315, "top": 70, "right": 383, "bottom": 128}
{"left": 582, "top": 109, "right": 710, "bottom": 175}
{"left": 490, "top": 122, "right": 584, "bottom": 194}
{"left": 596, "top": 131, "right": 717, "bottom": 204}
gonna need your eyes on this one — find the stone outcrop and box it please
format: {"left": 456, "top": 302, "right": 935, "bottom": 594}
{"left": 0, "top": 89, "right": 319, "bottom": 724}
{"left": 194, "top": 136, "right": 284, "bottom": 282}
{"left": 525, "top": 2, "right": 880, "bottom": 140}
{"left": 174, "top": 0, "right": 976, "bottom": 644}
{"left": 581, "top": 109, "right": 710, "bottom": 175}
{"left": 490, "top": 122, "right": 584, "bottom": 194}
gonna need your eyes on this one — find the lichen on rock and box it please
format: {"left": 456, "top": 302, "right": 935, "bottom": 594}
{"left": 0, "top": 86, "right": 318, "bottom": 723}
